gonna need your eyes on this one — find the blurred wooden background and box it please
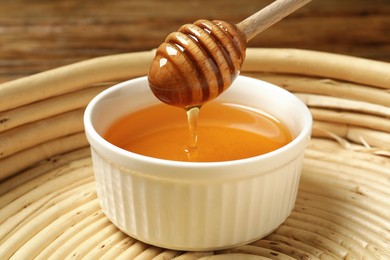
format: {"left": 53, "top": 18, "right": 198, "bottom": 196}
{"left": 0, "top": 0, "right": 389, "bottom": 83}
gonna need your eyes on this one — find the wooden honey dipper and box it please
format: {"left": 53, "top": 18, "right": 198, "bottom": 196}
{"left": 148, "top": 0, "right": 311, "bottom": 108}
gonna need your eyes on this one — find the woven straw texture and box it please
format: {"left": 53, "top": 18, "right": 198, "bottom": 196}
{"left": 0, "top": 48, "right": 389, "bottom": 259}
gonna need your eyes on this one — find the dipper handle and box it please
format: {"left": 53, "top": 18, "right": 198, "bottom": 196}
{"left": 237, "top": 0, "right": 311, "bottom": 41}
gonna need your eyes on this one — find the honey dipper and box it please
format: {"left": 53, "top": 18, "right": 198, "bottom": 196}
{"left": 148, "top": 0, "right": 311, "bottom": 108}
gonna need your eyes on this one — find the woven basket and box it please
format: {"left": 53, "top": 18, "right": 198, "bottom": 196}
{"left": 0, "top": 48, "right": 389, "bottom": 259}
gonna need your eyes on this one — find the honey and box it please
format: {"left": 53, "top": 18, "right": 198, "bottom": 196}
{"left": 104, "top": 102, "right": 293, "bottom": 162}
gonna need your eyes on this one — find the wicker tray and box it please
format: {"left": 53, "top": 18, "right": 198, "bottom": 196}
{"left": 0, "top": 48, "right": 389, "bottom": 259}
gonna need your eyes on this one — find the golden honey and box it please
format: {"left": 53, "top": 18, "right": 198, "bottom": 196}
{"left": 104, "top": 102, "right": 293, "bottom": 162}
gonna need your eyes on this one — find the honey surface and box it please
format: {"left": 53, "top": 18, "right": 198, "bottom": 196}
{"left": 104, "top": 102, "right": 293, "bottom": 162}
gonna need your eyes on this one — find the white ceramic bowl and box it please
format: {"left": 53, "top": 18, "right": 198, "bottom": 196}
{"left": 84, "top": 75, "right": 312, "bottom": 251}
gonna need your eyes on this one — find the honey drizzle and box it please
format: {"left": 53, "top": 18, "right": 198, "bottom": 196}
{"left": 185, "top": 106, "right": 200, "bottom": 161}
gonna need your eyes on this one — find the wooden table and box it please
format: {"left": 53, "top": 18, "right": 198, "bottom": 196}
{"left": 1, "top": 0, "right": 389, "bottom": 83}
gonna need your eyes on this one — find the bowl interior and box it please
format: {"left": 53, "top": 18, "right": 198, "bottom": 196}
{"left": 89, "top": 76, "right": 309, "bottom": 138}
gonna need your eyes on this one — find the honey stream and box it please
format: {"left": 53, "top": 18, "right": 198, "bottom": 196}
{"left": 185, "top": 106, "right": 200, "bottom": 161}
